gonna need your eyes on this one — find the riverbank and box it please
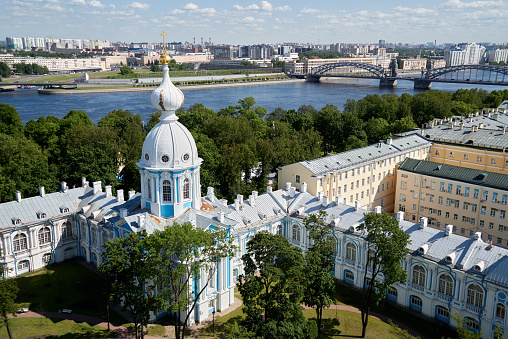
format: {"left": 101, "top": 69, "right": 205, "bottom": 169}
{"left": 38, "top": 78, "right": 305, "bottom": 95}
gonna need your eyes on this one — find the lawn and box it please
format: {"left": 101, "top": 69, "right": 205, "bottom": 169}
{"left": 0, "top": 318, "right": 115, "bottom": 339}
{"left": 15, "top": 260, "right": 126, "bottom": 325}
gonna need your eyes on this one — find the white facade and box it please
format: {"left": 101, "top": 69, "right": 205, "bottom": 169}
{"left": 445, "top": 43, "right": 487, "bottom": 66}
{"left": 12, "top": 57, "right": 103, "bottom": 72}
{"left": 487, "top": 49, "right": 508, "bottom": 64}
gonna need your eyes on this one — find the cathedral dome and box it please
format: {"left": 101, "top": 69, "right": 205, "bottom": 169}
{"left": 138, "top": 120, "right": 201, "bottom": 170}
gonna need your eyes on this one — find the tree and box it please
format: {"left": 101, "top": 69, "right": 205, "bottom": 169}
{"left": 146, "top": 222, "right": 235, "bottom": 339}
{"left": 0, "top": 62, "right": 10, "bottom": 78}
{"left": 0, "top": 104, "right": 23, "bottom": 135}
{"left": 120, "top": 65, "right": 134, "bottom": 76}
{"left": 150, "top": 64, "right": 162, "bottom": 72}
{"left": 0, "top": 251, "right": 18, "bottom": 339}
{"left": 302, "top": 211, "right": 337, "bottom": 332}
{"left": 238, "top": 231, "right": 317, "bottom": 339}
{"left": 358, "top": 212, "right": 411, "bottom": 338}
{"left": 100, "top": 230, "right": 161, "bottom": 339}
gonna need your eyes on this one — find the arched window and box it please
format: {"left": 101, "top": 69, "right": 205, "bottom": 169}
{"left": 292, "top": 224, "right": 301, "bottom": 242}
{"left": 62, "top": 221, "right": 72, "bottom": 239}
{"left": 162, "top": 180, "right": 172, "bottom": 202}
{"left": 346, "top": 242, "right": 357, "bottom": 261}
{"left": 17, "top": 260, "right": 29, "bottom": 271}
{"left": 438, "top": 274, "right": 453, "bottom": 296}
{"left": 466, "top": 284, "right": 484, "bottom": 308}
{"left": 13, "top": 233, "right": 28, "bottom": 252}
{"left": 147, "top": 178, "right": 152, "bottom": 199}
{"left": 38, "top": 227, "right": 51, "bottom": 245}
{"left": 465, "top": 317, "right": 479, "bottom": 331}
{"left": 183, "top": 178, "right": 190, "bottom": 199}
{"left": 42, "top": 253, "right": 52, "bottom": 264}
{"left": 345, "top": 270, "right": 354, "bottom": 282}
{"left": 412, "top": 265, "right": 426, "bottom": 287}
{"left": 436, "top": 305, "right": 449, "bottom": 319}
{"left": 367, "top": 248, "right": 376, "bottom": 270}
{"left": 411, "top": 295, "right": 422, "bottom": 308}
{"left": 91, "top": 228, "right": 97, "bottom": 244}
{"left": 92, "top": 252, "right": 98, "bottom": 262}
{"left": 276, "top": 224, "right": 283, "bottom": 236}
{"left": 496, "top": 303, "right": 506, "bottom": 319}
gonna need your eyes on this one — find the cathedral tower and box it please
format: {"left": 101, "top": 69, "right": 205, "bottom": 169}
{"left": 137, "top": 32, "right": 202, "bottom": 218}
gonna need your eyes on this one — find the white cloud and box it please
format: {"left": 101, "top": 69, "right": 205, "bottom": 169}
{"left": 127, "top": 2, "right": 150, "bottom": 10}
{"left": 183, "top": 3, "right": 198, "bottom": 10}
{"left": 300, "top": 7, "right": 319, "bottom": 14}
{"left": 393, "top": 6, "right": 436, "bottom": 15}
{"left": 441, "top": 0, "right": 504, "bottom": 8}
{"left": 274, "top": 5, "right": 291, "bottom": 11}
{"left": 242, "top": 16, "right": 256, "bottom": 22}
{"left": 89, "top": 0, "right": 104, "bottom": 8}
{"left": 260, "top": 1, "right": 272, "bottom": 11}
{"left": 69, "top": 0, "right": 86, "bottom": 4}
{"left": 169, "top": 8, "right": 184, "bottom": 14}
{"left": 44, "top": 2, "right": 64, "bottom": 11}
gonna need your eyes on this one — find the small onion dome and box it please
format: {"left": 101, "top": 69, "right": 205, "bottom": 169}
{"left": 160, "top": 52, "right": 171, "bottom": 65}
{"left": 150, "top": 64, "right": 184, "bottom": 117}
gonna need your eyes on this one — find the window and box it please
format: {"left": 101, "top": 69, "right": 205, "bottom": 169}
{"left": 445, "top": 212, "right": 450, "bottom": 218}
{"left": 489, "top": 222, "right": 494, "bottom": 229}
{"left": 473, "top": 189, "right": 479, "bottom": 199}
{"left": 345, "top": 270, "right": 354, "bottom": 281}
{"left": 453, "top": 214, "right": 458, "bottom": 220}
{"left": 466, "top": 284, "right": 483, "bottom": 307}
{"left": 147, "top": 178, "right": 152, "bottom": 199}
{"left": 440, "top": 182, "right": 445, "bottom": 192}
{"left": 429, "top": 194, "right": 434, "bottom": 203}
{"left": 437, "top": 210, "right": 442, "bottom": 216}
{"left": 491, "top": 208, "right": 497, "bottom": 217}
{"left": 412, "top": 265, "right": 425, "bottom": 287}
{"left": 344, "top": 185, "right": 347, "bottom": 193}
{"left": 481, "top": 206, "right": 486, "bottom": 214}
{"left": 163, "top": 180, "right": 172, "bottom": 202}
{"left": 472, "top": 204, "right": 477, "bottom": 212}
{"left": 399, "top": 204, "right": 406, "bottom": 212}
{"left": 411, "top": 295, "right": 422, "bottom": 307}
{"left": 439, "top": 275, "right": 453, "bottom": 296}
{"left": 463, "top": 202, "right": 468, "bottom": 210}
{"left": 480, "top": 220, "right": 484, "bottom": 227}
{"left": 464, "top": 154, "right": 469, "bottom": 160}
{"left": 491, "top": 158, "right": 497, "bottom": 164}
{"left": 435, "top": 150, "right": 440, "bottom": 155}
{"left": 295, "top": 175, "right": 300, "bottom": 183}
{"left": 437, "top": 305, "right": 450, "bottom": 318}
{"left": 464, "top": 187, "right": 470, "bottom": 197}
{"left": 351, "top": 182, "right": 354, "bottom": 190}
{"left": 346, "top": 242, "right": 357, "bottom": 262}
{"left": 448, "top": 184, "right": 453, "bottom": 193}
{"left": 496, "top": 303, "right": 506, "bottom": 319}
{"left": 438, "top": 196, "right": 443, "bottom": 205}
{"left": 387, "top": 287, "right": 397, "bottom": 298}
{"left": 292, "top": 225, "right": 300, "bottom": 242}
{"left": 456, "top": 185, "right": 462, "bottom": 195}
{"left": 449, "top": 152, "right": 454, "bottom": 158}
{"left": 465, "top": 317, "right": 479, "bottom": 331}
{"left": 400, "top": 180, "right": 408, "bottom": 189}
{"left": 42, "top": 253, "right": 52, "bottom": 264}
{"left": 367, "top": 249, "right": 376, "bottom": 270}
{"left": 501, "top": 210, "right": 506, "bottom": 219}
{"left": 13, "top": 233, "right": 27, "bottom": 252}
{"left": 320, "top": 179, "right": 323, "bottom": 187}
{"left": 503, "top": 194, "right": 508, "bottom": 204}
{"left": 454, "top": 200, "right": 459, "bottom": 208}
{"left": 477, "top": 156, "right": 482, "bottom": 162}
{"left": 38, "top": 227, "right": 51, "bottom": 245}
{"left": 62, "top": 221, "right": 72, "bottom": 239}
{"left": 356, "top": 180, "right": 359, "bottom": 188}
{"left": 277, "top": 224, "right": 283, "bottom": 236}
{"left": 493, "top": 192, "right": 499, "bottom": 203}
{"left": 446, "top": 198, "right": 451, "bottom": 206}
{"left": 91, "top": 228, "right": 97, "bottom": 244}
{"left": 183, "top": 178, "right": 190, "bottom": 199}
{"left": 17, "top": 260, "right": 29, "bottom": 271}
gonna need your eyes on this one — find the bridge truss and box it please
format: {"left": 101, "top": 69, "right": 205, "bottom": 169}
{"left": 310, "top": 62, "right": 388, "bottom": 78}
{"left": 424, "top": 64, "right": 508, "bottom": 82}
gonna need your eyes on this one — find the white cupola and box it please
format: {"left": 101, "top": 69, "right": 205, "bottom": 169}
{"left": 137, "top": 44, "right": 202, "bottom": 219}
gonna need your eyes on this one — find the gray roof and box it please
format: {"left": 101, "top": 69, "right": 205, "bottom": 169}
{"left": 398, "top": 158, "right": 508, "bottom": 191}
{"left": 0, "top": 187, "right": 87, "bottom": 230}
{"left": 423, "top": 125, "right": 508, "bottom": 150}
{"left": 292, "top": 133, "right": 431, "bottom": 177}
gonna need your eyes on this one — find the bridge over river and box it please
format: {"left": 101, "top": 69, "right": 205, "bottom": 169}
{"left": 306, "top": 63, "right": 508, "bottom": 89}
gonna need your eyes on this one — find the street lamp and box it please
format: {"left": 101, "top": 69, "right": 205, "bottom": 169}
{"left": 210, "top": 291, "right": 218, "bottom": 335}
{"left": 106, "top": 304, "right": 110, "bottom": 331}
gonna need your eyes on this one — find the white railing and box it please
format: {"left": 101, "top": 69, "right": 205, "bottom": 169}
{"left": 466, "top": 303, "right": 482, "bottom": 314}
{"left": 412, "top": 282, "right": 424, "bottom": 291}
{"left": 437, "top": 292, "right": 452, "bottom": 302}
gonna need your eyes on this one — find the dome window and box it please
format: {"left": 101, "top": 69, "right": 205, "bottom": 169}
{"left": 145, "top": 153, "right": 149, "bottom": 161}
{"left": 161, "top": 155, "right": 170, "bottom": 163}
{"left": 183, "top": 153, "right": 190, "bottom": 161}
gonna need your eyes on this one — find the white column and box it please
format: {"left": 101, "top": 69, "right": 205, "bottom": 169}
{"left": 155, "top": 175, "right": 160, "bottom": 203}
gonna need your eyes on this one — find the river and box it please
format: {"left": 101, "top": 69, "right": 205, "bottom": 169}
{"left": 1, "top": 78, "right": 507, "bottom": 124}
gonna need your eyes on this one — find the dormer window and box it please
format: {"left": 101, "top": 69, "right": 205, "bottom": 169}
{"left": 12, "top": 218, "right": 21, "bottom": 225}
{"left": 473, "top": 261, "right": 485, "bottom": 272}
{"left": 37, "top": 212, "right": 47, "bottom": 219}
{"left": 418, "top": 243, "right": 429, "bottom": 255}
{"left": 445, "top": 252, "right": 456, "bottom": 264}
{"left": 60, "top": 207, "right": 69, "bottom": 213}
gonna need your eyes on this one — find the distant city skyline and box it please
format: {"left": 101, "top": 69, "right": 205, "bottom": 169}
{"left": 1, "top": 0, "right": 507, "bottom": 45}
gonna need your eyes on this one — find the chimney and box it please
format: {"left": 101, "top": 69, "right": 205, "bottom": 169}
{"left": 128, "top": 190, "right": 135, "bottom": 200}
{"left": 105, "top": 185, "right": 112, "bottom": 197}
{"left": 374, "top": 206, "right": 381, "bottom": 214}
{"left": 355, "top": 200, "right": 361, "bottom": 211}
{"left": 15, "top": 190, "right": 21, "bottom": 203}
{"left": 336, "top": 196, "right": 341, "bottom": 205}
{"left": 39, "top": 186, "right": 45, "bottom": 197}
{"left": 289, "top": 187, "right": 296, "bottom": 198}
{"left": 285, "top": 182, "right": 291, "bottom": 191}
{"left": 218, "top": 211, "right": 225, "bottom": 223}
{"left": 137, "top": 215, "right": 145, "bottom": 229}
{"left": 236, "top": 194, "right": 243, "bottom": 204}
{"left": 419, "top": 217, "right": 428, "bottom": 229}
{"left": 396, "top": 211, "right": 404, "bottom": 222}
{"left": 207, "top": 187, "right": 214, "bottom": 199}
{"left": 234, "top": 199, "right": 240, "bottom": 211}
{"left": 117, "top": 189, "right": 124, "bottom": 202}
{"left": 249, "top": 195, "right": 256, "bottom": 207}
{"left": 267, "top": 186, "right": 273, "bottom": 192}
{"left": 504, "top": 127, "right": 507, "bottom": 134}
{"left": 301, "top": 182, "right": 308, "bottom": 193}
{"left": 445, "top": 224, "right": 453, "bottom": 236}
{"left": 387, "top": 137, "right": 393, "bottom": 145}
{"left": 318, "top": 191, "right": 324, "bottom": 202}
{"left": 81, "top": 177, "right": 88, "bottom": 187}
{"left": 61, "top": 181, "right": 67, "bottom": 192}
{"left": 119, "top": 208, "right": 128, "bottom": 218}
{"left": 322, "top": 196, "right": 329, "bottom": 207}
{"left": 93, "top": 181, "right": 102, "bottom": 195}
{"left": 252, "top": 191, "right": 258, "bottom": 199}
{"left": 479, "top": 123, "right": 484, "bottom": 129}
{"left": 474, "top": 231, "right": 482, "bottom": 241}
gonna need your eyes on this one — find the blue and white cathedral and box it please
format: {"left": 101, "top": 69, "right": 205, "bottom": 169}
{"left": 1, "top": 38, "right": 508, "bottom": 337}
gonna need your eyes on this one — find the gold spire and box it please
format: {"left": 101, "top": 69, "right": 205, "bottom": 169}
{"left": 160, "top": 30, "right": 171, "bottom": 65}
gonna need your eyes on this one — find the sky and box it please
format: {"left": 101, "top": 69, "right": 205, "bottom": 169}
{"left": 1, "top": 0, "right": 507, "bottom": 45}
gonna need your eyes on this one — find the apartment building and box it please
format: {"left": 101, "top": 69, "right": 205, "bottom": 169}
{"left": 401, "top": 58, "right": 427, "bottom": 70}
{"left": 423, "top": 115, "right": 508, "bottom": 175}
{"left": 396, "top": 158, "right": 508, "bottom": 248}
{"left": 278, "top": 134, "right": 432, "bottom": 212}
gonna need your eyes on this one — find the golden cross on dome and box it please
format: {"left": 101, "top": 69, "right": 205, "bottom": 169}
{"left": 159, "top": 30, "right": 170, "bottom": 64}
{"left": 161, "top": 30, "right": 167, "bottom": 47}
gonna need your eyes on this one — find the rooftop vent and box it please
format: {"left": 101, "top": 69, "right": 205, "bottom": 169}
{"left": 445, "top": 224, "right": 453, "bottom": 236}
{"left": 374, "top": 206, "right": 382, "bottom": 214}
{"left": 301, "top": 182, "right": 308, "bottom": 193}
{"left": 418, "top": 243, "right": 429, "bottom": 255}
{"left": 117, "top": 189, "right": 124, "bottom": 202}
{"left": 128, "top": 190, "right": 136, "bottom": 200}
{"left": 39, "top": 186, "right": 45, "bottom": 197}
{"left": 119, "top": 208, "right": 128, "bottom": 218}
{"left": 419, "top": 217, "right": 428, "bottom": 229}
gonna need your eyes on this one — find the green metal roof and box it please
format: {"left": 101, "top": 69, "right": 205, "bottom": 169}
{"left": 398, "top": 158, "right": 508, "bottom": 191}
